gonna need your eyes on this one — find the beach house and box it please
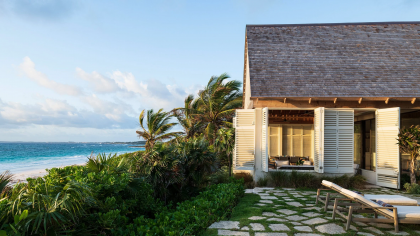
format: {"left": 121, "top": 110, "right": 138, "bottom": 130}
{"left": 234, "top": 22, "right": 420, "bottom": 189}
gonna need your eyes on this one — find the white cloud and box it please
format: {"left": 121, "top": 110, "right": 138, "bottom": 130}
{"left": 19, "top": 57, "right": 83, "bottom": 96}
{"left": 76, "top": 68, "right": 120, "bottom": 93}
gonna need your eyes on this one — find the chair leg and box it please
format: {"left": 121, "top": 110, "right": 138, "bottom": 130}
{"left": 393, "top": 208, "right": 399, "bottom": 233}
{"left": 324, "top": 192, "right": 330, "bottom": 212}
{"left": 374, "top": 212, "right": 378, "bottom": 218}
{"left": 346, "top": 206, "right": 353, "bottom": 231}
{"left": 315, "top": 189, "right": 320, "bottom": 204}
{"left": 332, "top": 198, "right": 339, "bottom": 220}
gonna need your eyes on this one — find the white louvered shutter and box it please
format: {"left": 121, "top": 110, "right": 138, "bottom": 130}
{"left": 314, "top": 108, "right": 324, "bottom": 173}
{"left": 262, "top": 108, "right": 269, "bottom": 172}
{"left": 376, "top": 108, "right": 400, "bottom": 189}
{"left": 324, "top": 109, "right": 354, "bottom": 173}
{"left": 234, "top": 109, "right": 255, "bottom": 170}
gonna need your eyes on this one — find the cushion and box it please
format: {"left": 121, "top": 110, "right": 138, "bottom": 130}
{"left": 275, "top": 160, "right": 289, "bottom": 167}
{"left": 321, "top": 180, "right": 343, "bottom": 192}
{"left": 364, "top": 194, "right": 418, "bottom": 206}
{"left": 303, "top": 160, "right": 311, "bottom": 166}
{"left": 339, "top": 188, "right": 393, "bottom": 218}
{"left": 394, "top": 206, "right": 420, "bottom": 219}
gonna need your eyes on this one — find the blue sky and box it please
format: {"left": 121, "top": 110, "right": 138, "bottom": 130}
{"left": 0, "top": 0, "right": 419, "bottom": 142}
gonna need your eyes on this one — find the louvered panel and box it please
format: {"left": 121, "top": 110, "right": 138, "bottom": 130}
{"left": 324, "top": 129, "right": 337, "bottom": 171}
{"left": 314, "top": 107, "right": 324, "bottom": 173}
{"left": 234, "top": 109, "right": 255, "bottom": 171}
{"left": 262, "top": 108, "right": 268, "bottom": 172}
{"left": 376, "top": 107, "right": 400, "bottom": 189}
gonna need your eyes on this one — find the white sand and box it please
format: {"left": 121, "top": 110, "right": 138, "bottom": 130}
{"left": 10, "top": 163, "right": 85, "bottom": 185}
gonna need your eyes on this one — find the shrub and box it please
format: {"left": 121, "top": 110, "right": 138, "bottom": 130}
{"left": 266, "top": 171, "right": 366, "bottom": 189}
{"left": 404, "top": 183, "right": 420, "bottom": 194}
{"left": 234, "top": 172, "right": 254, "bottom": 188}
{"left": 114, "top": 180, "right": 245, "bottom": 236}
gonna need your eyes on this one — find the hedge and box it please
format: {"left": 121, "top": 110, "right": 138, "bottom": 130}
{"left": 113, "top": 179, "right": 245, "bottom": 236}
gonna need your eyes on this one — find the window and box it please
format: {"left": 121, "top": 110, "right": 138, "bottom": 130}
{"left": 269, "top": 124, "right": 313, "bottom": 158}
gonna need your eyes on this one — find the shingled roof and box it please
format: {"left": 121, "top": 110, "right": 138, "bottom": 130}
{"left": 246, "top": 22, "right": 420, "bottom": 98}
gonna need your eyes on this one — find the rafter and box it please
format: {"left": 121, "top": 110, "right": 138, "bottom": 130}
{"left": 334, "top": 98, "right": 337, "bottom": 104}
{"left": 385, "top": 98, "right": 389, "bottom": 104}
{"left": 412, "top": 98, "right": 416, "bottom": 104}
{"left": 358, "top": 98, "right": 363, "bottom": 104}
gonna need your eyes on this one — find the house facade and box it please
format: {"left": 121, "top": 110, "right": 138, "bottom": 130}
{"left": 234, "top": 22, "right": 420, "bottom": 189}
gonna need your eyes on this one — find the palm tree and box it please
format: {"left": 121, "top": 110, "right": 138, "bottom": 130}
{"left": 136, "top": 109, "right": 183, "bottom": 150}
{"left": 192, "top": 73, "right": 242, "bottom": 143}
{"left": 397, "top": 125, "right": 420, "bottom": 184}
{"left": 215, "top": 128, "right": 235, "bottom": 177}
{"left": 173, "top": 95, "right": 203, "bottom": 139}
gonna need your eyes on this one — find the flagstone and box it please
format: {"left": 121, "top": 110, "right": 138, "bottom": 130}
{"left": 255, "top": 233, "right": 287, "bottom": 236}
{"left": 287, "top": 215, "right": 307, "bottom": 221}
{"left": 289, "top": 221, "right": 302, "bottom": 225}
{"left": 355, "top": 221, "right": 368, "bottom": 226}
{"left": 256, "top": 203, "right": 266, "bottom": 206}
{"left": 294, "top": 226, "right": 312, "bottom": 232}
{"left": 260, "top": 200, "right": 273, "bottom": 204}
{"left": 268, "top": 224, "right": 290, "bottom": 231}
{"left": 301, "top": 218, "right": 328, "bottom": 225}
{"left": 365, "top": 227, "right": 384, "bottom": 235}
{"left": 276, "top": 209, "right": 297, "bottom": 215}
{"left": 259, "top": 193, "right": 270, "bottom": 196}
{"left": 261, "top": 196, "right": 278, "bottom": 200}
{"left": 304, "top": 207, "right": 321, "bottom": 211}
{"left": 283, "top": 188, "right": 295, "bottom": 190}
{"left": 218, "top": 230, "right": 249, "bottom": 236}
{"left": 245, "top": 189, "right": 254, "bottom": 193}
{"left": 267, "top": 217, "right": 286, "bottom": 222}
{"left": 250, "top": 223, "right": 265, "bottom": 231}
{"left": 209, "top": 221, "right": 240, "bottom": 229}
{"left": 286, "top": 202, "right": 303, "bottom": 207}
{"left": 302, "top": 212, "right": 321, "bottom": 217}
{"left": 357, "top": 233, "right": 375, "bottom": 236}
{"left": 273, "top": 193, "right": 287, "bottom": 196}
{"left": 388, "top": 231, "right": 409, "bottom": 235}
{"left": 263, "top": 212, "right": 280, "bottom": 217}
{"left": 315, "top": 223, "right": 346, "bottom": 234}
{"left": 350, "top": 225, "right": 357, "bottom": 231}
{"left": 240, "top": 226, "right": 249, "bottom": 230}
{"left": 294, "top": 234, "right": 321, "bottom": 236}
{"left": 248, "top": 216, "right": 266, "bottom": 220}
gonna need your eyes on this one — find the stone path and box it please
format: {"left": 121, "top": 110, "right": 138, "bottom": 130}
{"left": 206, "top": 187, "right": 417, "bottom": 235}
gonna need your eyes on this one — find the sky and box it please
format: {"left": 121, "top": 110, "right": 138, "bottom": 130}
{"left": 0, "top": 0, "right": 419, "bottom": 142}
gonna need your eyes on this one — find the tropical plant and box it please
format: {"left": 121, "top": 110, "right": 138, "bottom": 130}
{"left": 397, "top": 125, "right": 420, "bottom": 184}
{"left": 136, "top": 109, "right": 183, "bottom": 150}
{"left": 215, "top": 128, "right": 235, "bottom": 177}
{"left": 176, "top": 73, "right": 242, "bottom": 143}
{"left": 0, "top": 171, "right": 13, "bottom": 201}
{"left": 173, "top": 94, "right": 203, "bottom": 139}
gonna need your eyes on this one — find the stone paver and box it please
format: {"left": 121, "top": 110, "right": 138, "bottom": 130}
{"left": 290, "top": 221, "right": 302, "bottom": 225}
{"left": 262, "top": 212, "right": 280, "bottom": 217}
{"left": 259, "top": 193, "right": 270, "bottom": 196}
{"left": 245, "top": 189, "right": 253, "bottom": 193}
{"left": 388, "top": 232, "right": 409, "bottom": 235}
{"left": 267, "top": 218, "right": 285, "bottom": 222}
{"left": 294, "top": 226, "right": 312, "bottom": 232}
{"left": 248, "top": 216, "right": 266, "bottom": 220}
{"left": 294, "top": 234, "right": 321, "bottom": 236}
{"left": 273, "top": 193, "right": 287, "bottom": 196}
{"left": 261, "top": 196, "right": 278, "bottom": 200}
{"left": 302, "top": 212, "right": 321, "bottom": 217}
{"left": 315, "top": 223, "right": 346, "bottom": 234}
{"left": 250, "top": 223, "right": 265, "bottom": 231}
{"left": 218, "top": 230, "right": 249, "bottom": 236}
{"left": 240, "top": 226, "right": 249, "bottom": 230}
{"left": 287, "top": 215, "right": 307, "bottom": 221}
{"left": 276, "top": 209, "right": 297, "bottom": 215}
{"left": 209, "top": 221, "right": 240, "bottom": 229}
{"left": 268, "top": 224, "right": 290, "bottom": 231}
{"left": 301, "top": 217, "right": 328, "bottom": 225}
{"left": 256, "top": 203, "right": 266, "bottom": 206}
{"left": 260, "top": 200, "right": 273, "bottom": 203}
{"left": 355, "top": 221, "right": 368, "bottom": 226}
{"left": 255, "top": 233, "right": 287, "bottom": 236}
{"left": 286, "top": 201, "right": 303, "bottom": 207}
{"left": 357, "top": 233, "right": 375, "bottom": 236}
{"left": 365, "top": 227, "right": 384, "bottom": 235}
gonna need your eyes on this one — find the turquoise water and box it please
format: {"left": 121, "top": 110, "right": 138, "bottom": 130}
{"left": 0, "top": 142, "right": 144, "bottom": 174}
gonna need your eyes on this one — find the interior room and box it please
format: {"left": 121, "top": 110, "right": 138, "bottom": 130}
{"left": 268, "top": 110, "right": 314, "bottom": 170}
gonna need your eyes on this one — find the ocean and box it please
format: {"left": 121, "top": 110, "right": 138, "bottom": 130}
{"left": 0, "top": 142, "right": 145, "bottom": 174}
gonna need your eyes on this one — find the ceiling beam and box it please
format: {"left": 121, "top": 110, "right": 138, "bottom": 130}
{"left": 385, "top": 98, "right": 389, "bottom": 104}
{"left": 334, "top": 98, "right": 337, "bottom": 104}
{"left": 358, "top": 98, "right": 363, "bottom": 104}
{"left": 412, "top": 98, "right": 417, "bottom": 104}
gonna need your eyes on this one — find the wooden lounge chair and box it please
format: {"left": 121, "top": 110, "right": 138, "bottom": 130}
{"left": 332, "top": 188, "right": 420, "bottom": 232}
{"left": 316, "top": 180, "right": 418, "bottom": 212}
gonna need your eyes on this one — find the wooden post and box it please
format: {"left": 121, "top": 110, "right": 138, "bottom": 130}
{"left": 393, "top": 208, "right": 399, "bottom": 233}
{"left": 346, "top": 206, "right": 354, "bottom": 230}
{"left": 332, "top": 198, "right": 339, "bottom": 220}
{"left": 315, "top": 189, "right": 320, "bottom": 204}
{"left": 324, "top": 193, "right": 330, "bottom": 212}
{"left": 374, "top": 212, "right": 377, "bottom": 218}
